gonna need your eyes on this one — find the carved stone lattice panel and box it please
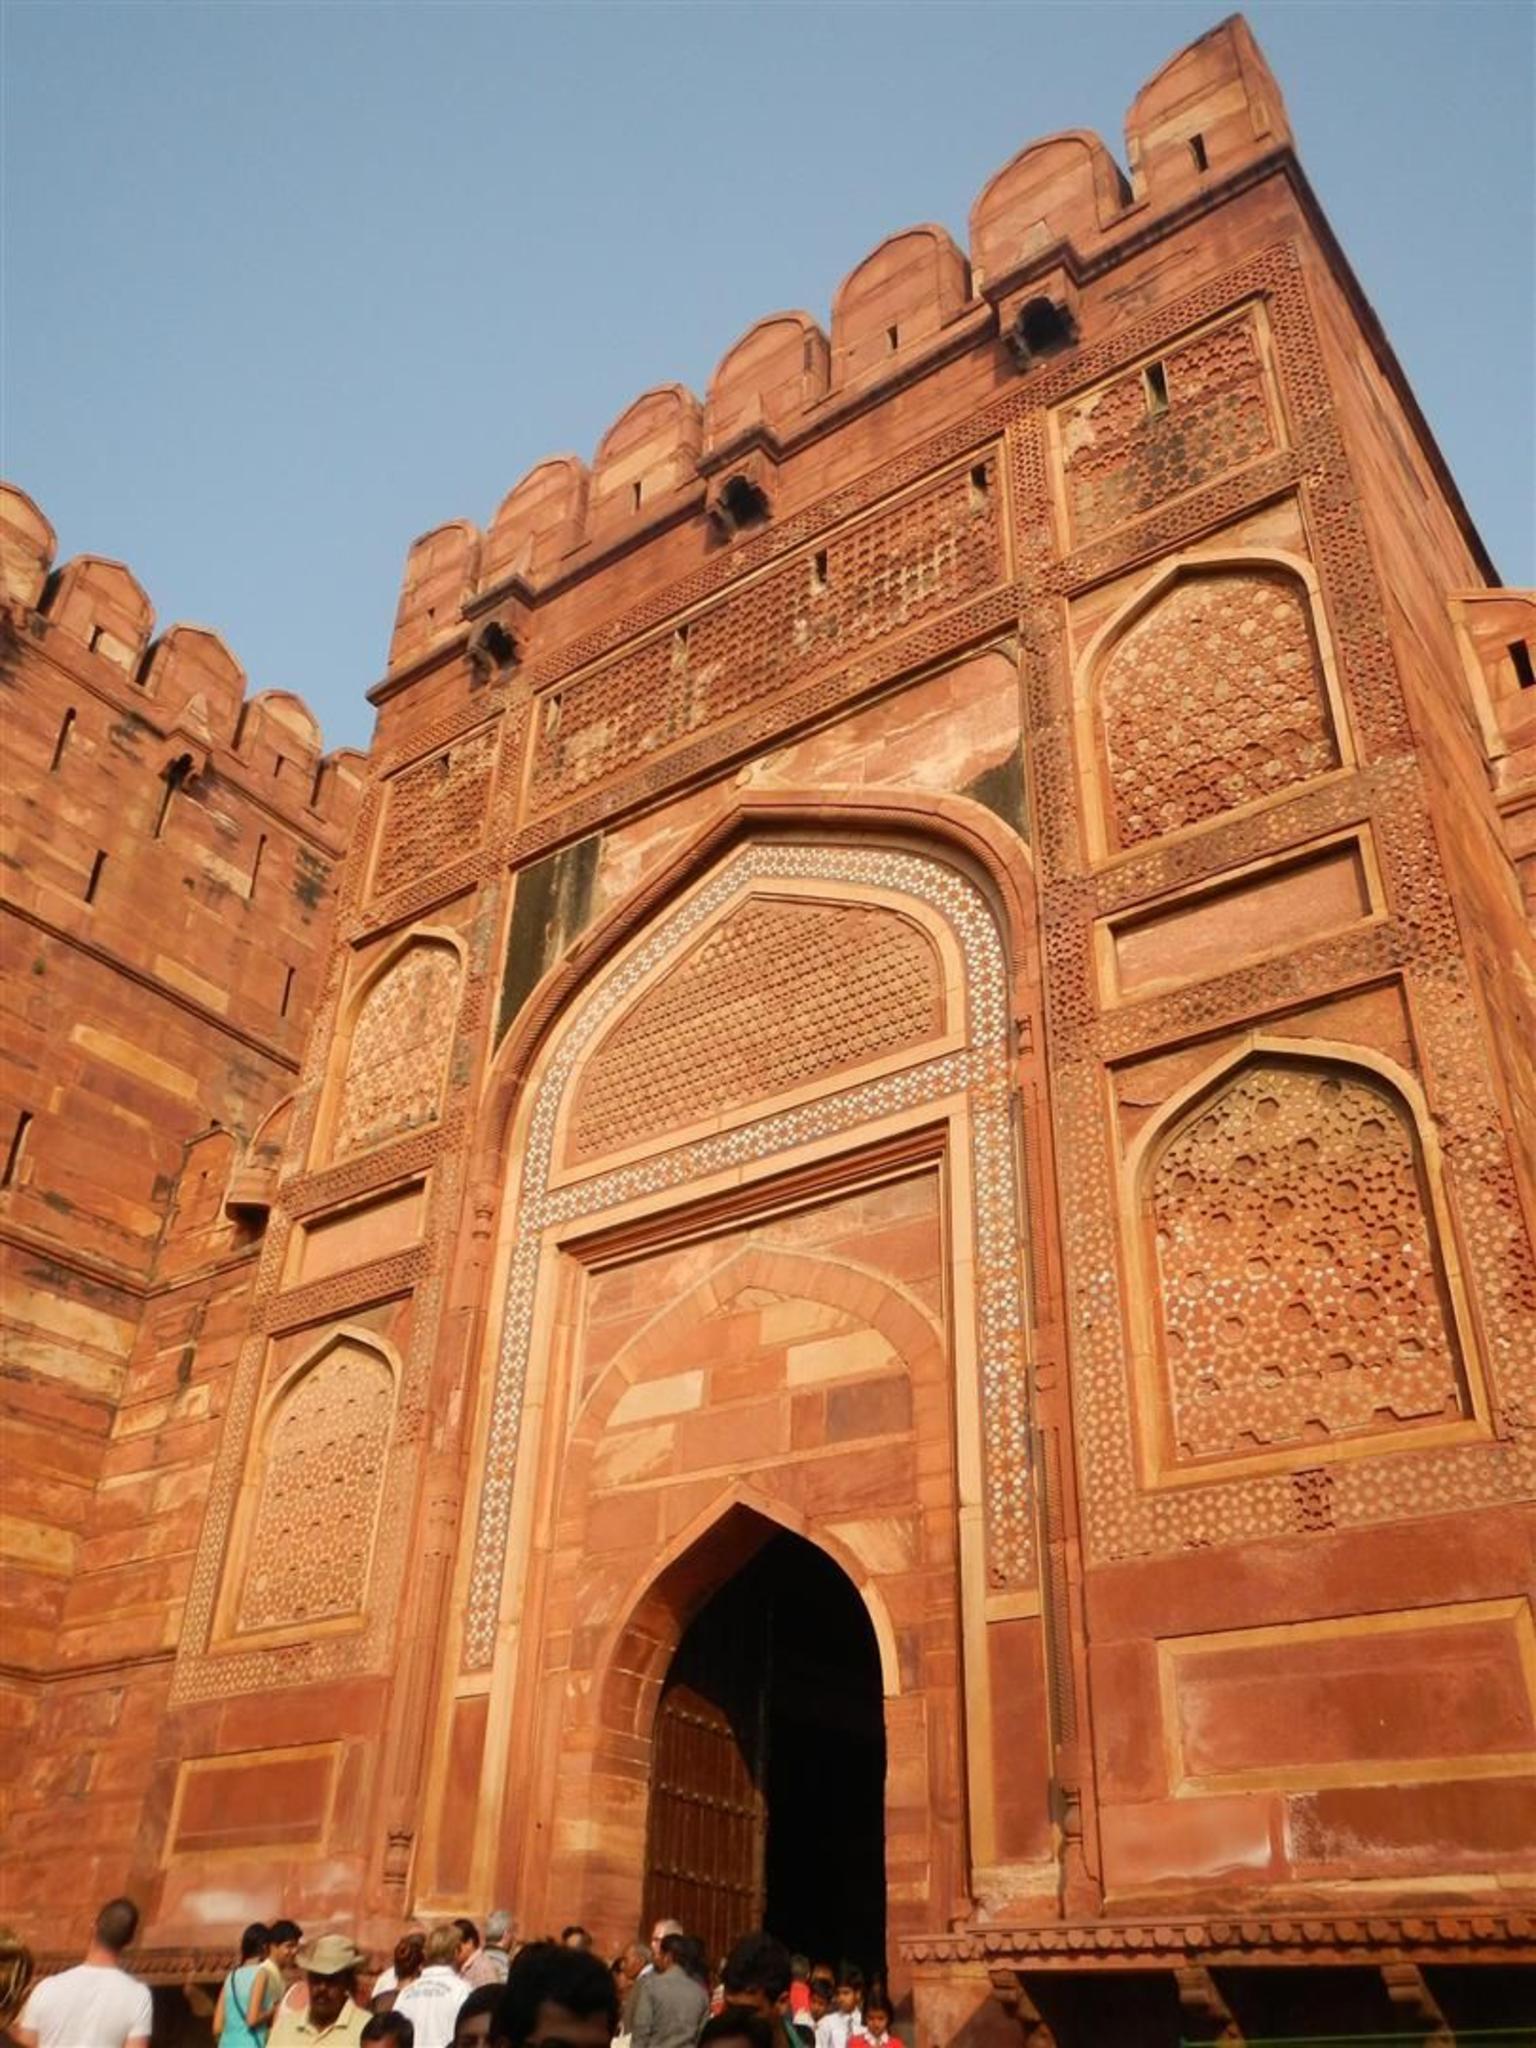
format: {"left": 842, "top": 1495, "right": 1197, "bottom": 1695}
{"left": 372, "top": 724, "right": 498, "bottom": 900}
{"left": 566, "top": 897, "right": 946, "bottom": 1165}
{"left": 1100, "top": 567, "right": 1337, "bottom": 846}
{"left": 1012, "top": 243, "right": 1536, "bottom": 1567}
{"left": 234, "top": 1338, "right": 394, "bottom": 1634}
{"left": 528, "top": 457, "right": 1002, "bottom": 813}
{"left": 464, "top": 842, "right": 1029, "bottom": 1668}
{"left": 173, "top": 891, "right": 488, "bottom": 1701}
{"left": 1149, "top": 1059, "right": 1465, "bottom": 1465}
{"left": 334, "top": 942, "right": 462, "bottom": 1159}
{"left": 1057, "top": 312, "right": 1278, "bottom": 546}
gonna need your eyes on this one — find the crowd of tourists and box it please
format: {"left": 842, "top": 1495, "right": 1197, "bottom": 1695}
{"left": 0, "top": 1897, "right": 897, "bottom": 2048}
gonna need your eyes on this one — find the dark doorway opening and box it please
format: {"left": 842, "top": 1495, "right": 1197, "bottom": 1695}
{"left": 642, "top": 1528, "right": 887, "bottom": 1983}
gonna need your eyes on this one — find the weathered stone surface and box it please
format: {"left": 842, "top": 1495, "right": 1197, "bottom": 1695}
{"left": 3, "top": 17, "right": 1534, "bottom": 2041}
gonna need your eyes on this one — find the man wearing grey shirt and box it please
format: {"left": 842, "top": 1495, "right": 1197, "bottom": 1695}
{"left": 629, "top": 1935, "right": 707, "bottom": 2048}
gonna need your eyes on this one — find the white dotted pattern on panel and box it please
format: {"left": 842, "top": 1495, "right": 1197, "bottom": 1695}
{"left": 463, "top": 843, "right": 1027, "bottom": 1667}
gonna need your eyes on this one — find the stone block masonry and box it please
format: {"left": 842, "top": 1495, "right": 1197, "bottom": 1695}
{"left": 3, "top": 14, "right": 1534, "bottom": 2042}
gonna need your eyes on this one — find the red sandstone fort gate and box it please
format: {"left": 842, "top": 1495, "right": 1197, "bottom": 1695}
{"left": 3, "top": 15, "right": 1535, "bottom": 2042}
{"left": 411, "top": 817, "right": 1033, "bottom": 1965}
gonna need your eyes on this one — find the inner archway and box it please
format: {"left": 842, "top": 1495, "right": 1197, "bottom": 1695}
{"left": 641, "top": 1529, "right": 887, "bottom": 1980}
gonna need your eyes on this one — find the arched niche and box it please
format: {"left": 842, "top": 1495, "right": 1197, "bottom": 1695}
{"left": 317, "top": 930, "right": 465, "bottom": 1165}
{"left": 1124, "top": 1038, "right": 1483, "bottom": 1485}
{"left": 215, "top": 1327, "right": 400, "bottom": 1645}
{"left": 425, "top": 802, "right": 1045, "bottom": 1926}
{"left": 1075, "top": 549, "right": 1351, "bottom": 859}
{"left": 551, "top": 881, "right": 961, "bottom": 1177}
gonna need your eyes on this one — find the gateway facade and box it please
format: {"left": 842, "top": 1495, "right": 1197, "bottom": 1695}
{"left": 3, "top": 18, "right": 1535, "bottom": 2041}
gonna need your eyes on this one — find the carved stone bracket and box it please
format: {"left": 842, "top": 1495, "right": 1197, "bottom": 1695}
{"left": 1176, "top": 1965, "right": 1240, "bottom": 2043}
{"left": 987, "top": 1969, "right": 1058, "bottom": 2046}
{"left": 1381, "top": 1962, "right": 1452, "bottom": 2044}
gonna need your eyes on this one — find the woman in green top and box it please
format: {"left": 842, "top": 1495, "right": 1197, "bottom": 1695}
{"left": 215, "top": 1924, "right": 282, "bottom": 2047}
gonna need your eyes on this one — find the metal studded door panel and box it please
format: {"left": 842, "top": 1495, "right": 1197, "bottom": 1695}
{"left": 642, "top": 1678, "right": 764, "bottom": 1961}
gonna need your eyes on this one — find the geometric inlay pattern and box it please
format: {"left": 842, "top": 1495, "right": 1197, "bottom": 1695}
{"left": 1059, "top": 313, "right": 1277, "bottom": 544}
{"left": 1100, "top": 568, "right": 1338, "bottom": 847}
{"left": 373, "top": 726, "right": 498, "bottom": 900}
{"left": 234, "top": 1339, "right": 394, "bottom": 1633}
{"left": 528, "top": 457, "right": 1001, "bottom": 812}
{"left": 1151, "top": 1060, "right": 1466, "bottom": 1465}
{"left": 566, "top": 897, "right": 945, "bottom": 1164}
{"left": 333, "top": 941, "right": 461, "bottom": 1159}
{"left": 465, "top": 841, "right": 1029, "bottom": 1667}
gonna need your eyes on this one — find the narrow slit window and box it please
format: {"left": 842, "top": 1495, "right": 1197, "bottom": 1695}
{"left": 631, "top": 480, "right": 643, "bottom": 513}
{"left": 811, "top": 549, "right": 829, "bottom": 593}
{"left": 249, "top": 833, "right": 267, "bottom": 899}
{"left": 2, "top": 1110, "right": 32, "bottom": 1190}
{"left": 273, "top": 752, "right": 286, "bottom": 780}
{"left": 154, "top": 754, "right": 191, "bottom": 839}
{"left": 1143, "top": 360, "right": 1170, "bottom": 415}
{"left": 1189, "top": 132, "right": 1209, "bottom": 173}
{"left": 886, "top": 325, "right": 899, "bottom": 352}
{"left": 310, "top": 759, "right": 328, "bottom": 807}
{"left": 1510, "top": 640, "right": 1535, "bottom": 690}
{"left": 85, "top": 850, "right": 106, "bottom": 904}
{"left": 280, "top": 966, "right": 296, "bottom": 1018}
{"left": 969, "top": 463, "right": 991, "bottom": 512}
{"left": 49, "top": 709, "right": 76, "bottom": 773}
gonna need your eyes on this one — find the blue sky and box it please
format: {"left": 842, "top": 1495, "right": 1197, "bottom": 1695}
{"left": 4, "top": 0, "right": 1532, "bottom": 754}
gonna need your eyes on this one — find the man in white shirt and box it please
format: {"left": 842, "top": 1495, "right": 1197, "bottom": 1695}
{"left": 393, "top": 1923, "right": 471, "bottom": 2048}
{"left": 14, "top": 1896, "right": 153, "bottom": 2048}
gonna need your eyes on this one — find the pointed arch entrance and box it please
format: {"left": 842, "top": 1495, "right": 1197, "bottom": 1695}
{"left": 421, "top": 807, "right": 1050, "bottom": 1958}
{"left": 642, "top": 1525, "right": 886, "bottom": 1975}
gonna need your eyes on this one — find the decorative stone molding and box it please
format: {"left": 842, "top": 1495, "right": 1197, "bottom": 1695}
{"left": 902, "top": 1907, "right": 1536, "bottom": 1969}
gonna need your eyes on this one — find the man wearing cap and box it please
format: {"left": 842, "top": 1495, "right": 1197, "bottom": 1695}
{"left": 269, "top": 1935, "right": 370, "bottom": 2045}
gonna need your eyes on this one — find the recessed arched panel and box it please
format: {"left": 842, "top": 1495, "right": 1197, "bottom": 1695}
{"left": 562, "top": 891, "right": 950, "bottom": 1167}
{"left": 331, "top": 937, "right": 462, "bottom": 1160}
{"left": 232, "top": 1335, "right": 396, "bottom": 1636}
{"left": 1140, "top": 1052, "right": 1469, "bottom": 1472}
{"left": 1094, "top": 561, "right": 1339, "bottom": 848}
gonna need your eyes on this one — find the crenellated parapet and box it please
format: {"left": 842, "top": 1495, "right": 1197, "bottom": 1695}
{"left": 1, "top": 482, "right": 366, "bottom": 830}
{"left": 383, "top": 14, "right": 1294, "bottom": 676}
{"left": 0, "top": 477, "right": 367, "bottom": 1290}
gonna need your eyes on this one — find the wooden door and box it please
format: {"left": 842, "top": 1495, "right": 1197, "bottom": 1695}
{"left": 642, "top": 1558, "right": 770, "bottom": 1957}
{"left": 642, "top": 1674, "right": 765, "bottom": 1962}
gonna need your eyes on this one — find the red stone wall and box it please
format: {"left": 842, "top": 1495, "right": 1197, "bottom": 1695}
{"left": 0, "top": 490, "right": 361, "bottom": 1931}
{"left": 3, "top": 14, "right": 1533, "bottom": 2030}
